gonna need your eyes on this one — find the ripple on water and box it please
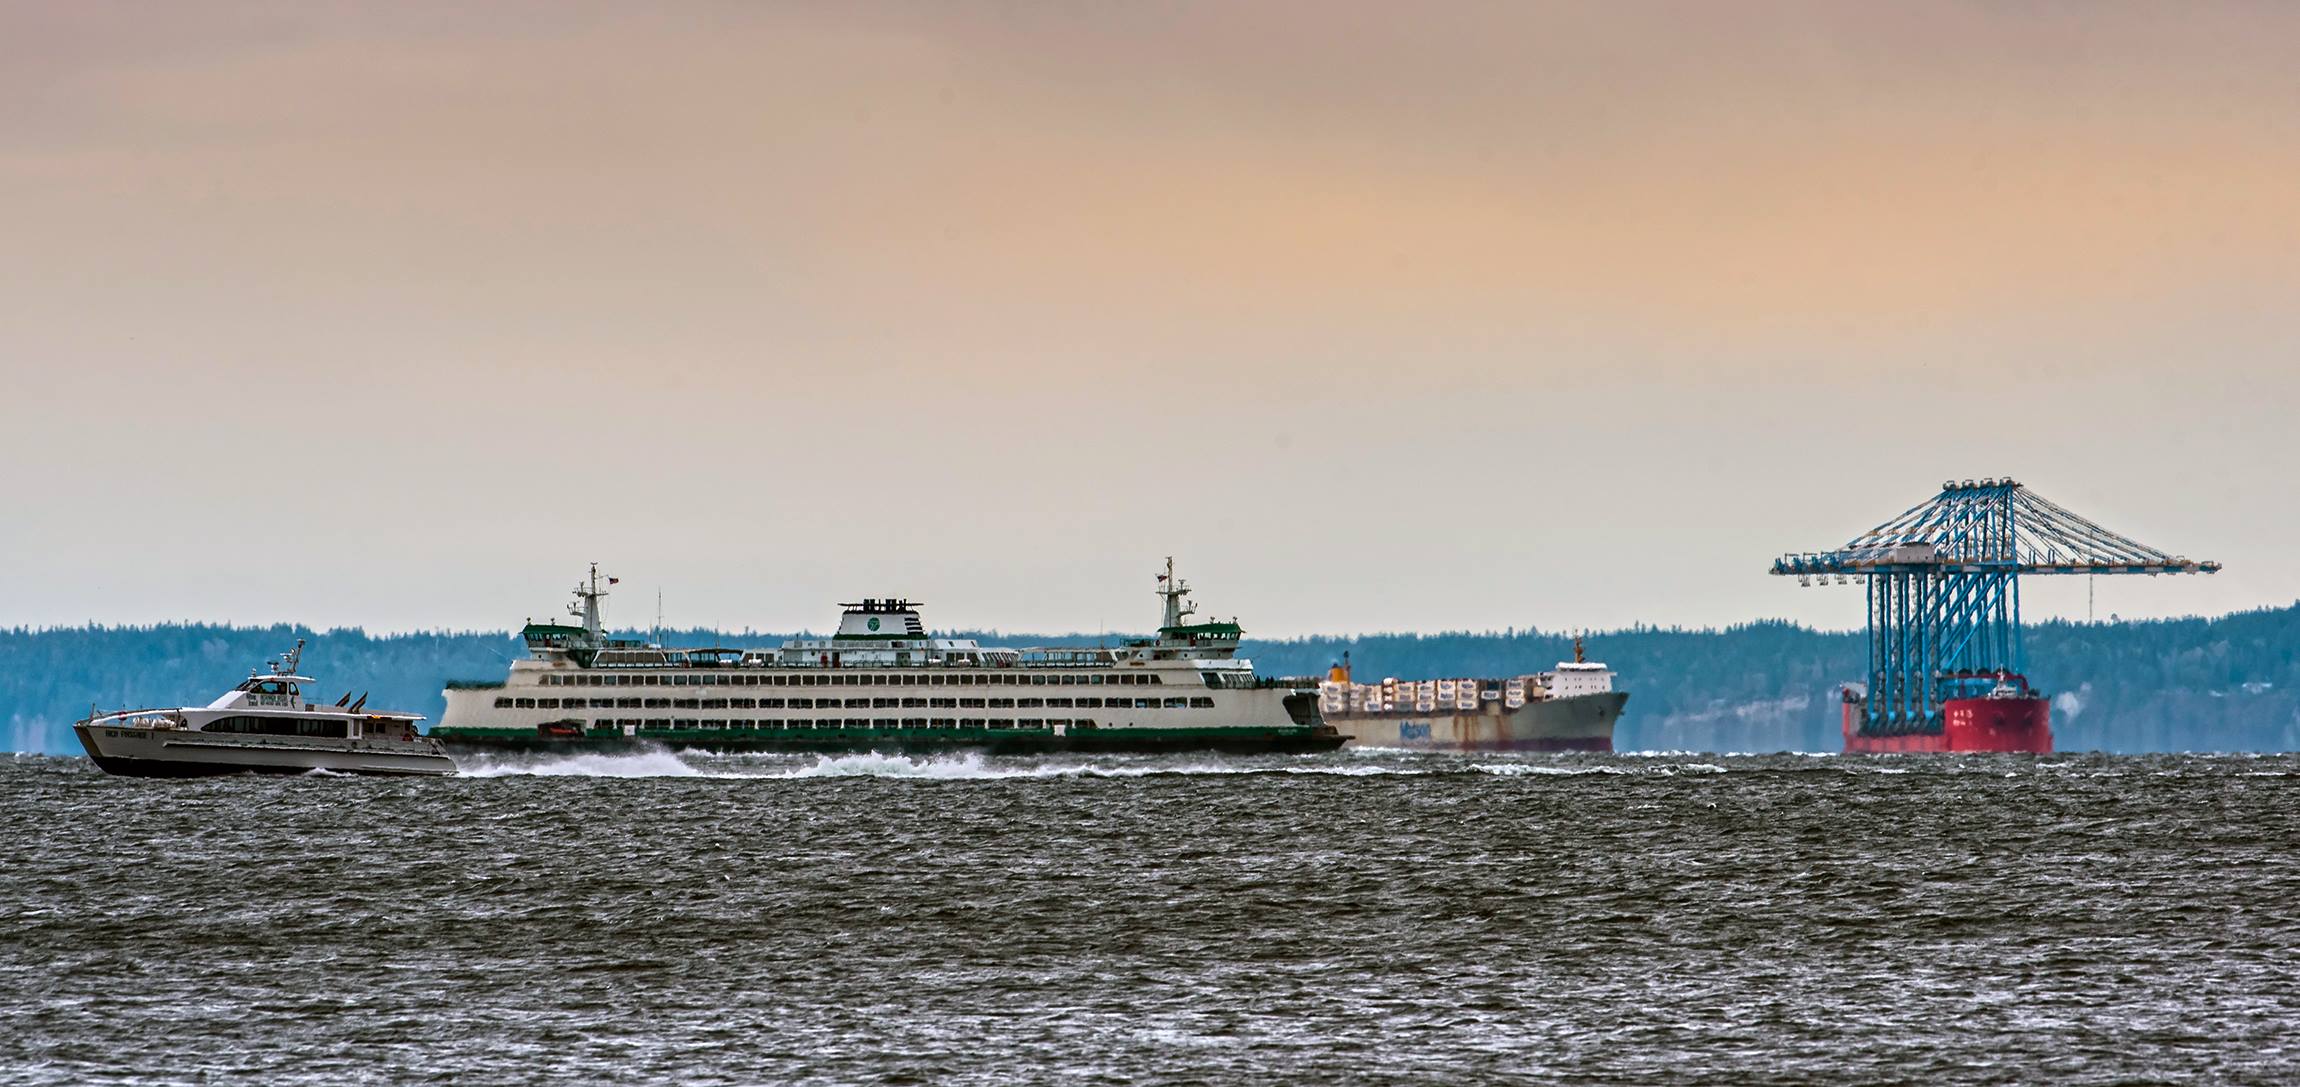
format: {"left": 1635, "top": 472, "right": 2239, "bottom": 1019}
{"left": 0, "top": 751, "right": 2294, "bottom": 1085}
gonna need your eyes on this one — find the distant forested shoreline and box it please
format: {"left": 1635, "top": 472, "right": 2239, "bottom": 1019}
{"left": 6, "top": 606, "right": 2295, "bottom": 754}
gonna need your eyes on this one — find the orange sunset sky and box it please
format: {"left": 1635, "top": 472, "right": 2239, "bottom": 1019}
{"left": 2, "top": 2, "right": 2293, "bottom": 635}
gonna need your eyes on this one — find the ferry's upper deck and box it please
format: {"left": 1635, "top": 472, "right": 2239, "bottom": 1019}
{"left": 517, "top": 560, "right": 1259, "bottom": 676}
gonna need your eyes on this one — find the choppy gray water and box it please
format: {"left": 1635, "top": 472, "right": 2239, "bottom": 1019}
{"left": 2, "top": 750, "right": 2295, "bottom": 1085}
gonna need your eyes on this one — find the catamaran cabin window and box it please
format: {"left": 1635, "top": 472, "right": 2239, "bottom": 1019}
{"left": 202, "top": 716, "right": 347, "bottom": 739}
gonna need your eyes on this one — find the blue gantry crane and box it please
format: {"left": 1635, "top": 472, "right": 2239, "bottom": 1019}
{"left": 1773, "top": 478, "right": 2219, "bottom": 739}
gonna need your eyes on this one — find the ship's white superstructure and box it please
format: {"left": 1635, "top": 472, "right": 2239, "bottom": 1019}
{"left": 74, "top": 640, "right": 455, "bottom": 777}
{"left": 435, "top": 562, "right": 1338, "bottom": 754}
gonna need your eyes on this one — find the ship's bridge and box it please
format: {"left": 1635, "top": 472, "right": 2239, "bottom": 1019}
{"left": 834, "top": 598, "right": 927, "bottom": 640}
{"left": 210, "top": 641, "right": 314, "bottom": 708}
{"left": 212, "top": 675, "right": 312, "bottom": 710}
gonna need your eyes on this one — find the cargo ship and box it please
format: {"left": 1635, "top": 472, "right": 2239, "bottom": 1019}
{"left": 1837, "top": 673, "right": 2052, "bottom": 754}
{"left": 1315, "top": 641, "right": 1627, "bottom": 752}
{"left": 432, "top": 562, "right": 1341, "bottom": 755}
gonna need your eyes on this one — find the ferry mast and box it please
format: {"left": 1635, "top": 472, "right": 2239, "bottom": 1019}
{"left": 569, "top": 563, "right": 611, "bottom": 640}
{"left": 1156, "top": 556, "right": 1196, "bottom": 630}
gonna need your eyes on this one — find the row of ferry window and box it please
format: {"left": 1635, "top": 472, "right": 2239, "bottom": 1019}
{"left": 538, "top": 672, "right": 1168, "bottom": 688}
{"left": 498, "top": 695, "right": 1217, "bottom": 711}
{"left": 587, "top": 718, "right": 1089, "bottom": 731}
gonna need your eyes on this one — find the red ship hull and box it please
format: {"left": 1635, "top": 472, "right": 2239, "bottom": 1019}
{"left": 1841, "top": 696, "right": 2053, "bottom": 754}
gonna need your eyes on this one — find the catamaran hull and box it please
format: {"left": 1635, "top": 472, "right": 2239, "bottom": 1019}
{"left": 74, "top": 724, "right": 458, "bottom": 777}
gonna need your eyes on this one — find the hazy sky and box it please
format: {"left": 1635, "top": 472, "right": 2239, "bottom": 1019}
{"left": 2, "top": 2, "right": 2293, "bottom": 637}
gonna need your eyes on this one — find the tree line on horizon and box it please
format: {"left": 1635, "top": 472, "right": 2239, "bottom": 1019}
{"left": 5, "top": 605, "right": 2295, "bottom": 754}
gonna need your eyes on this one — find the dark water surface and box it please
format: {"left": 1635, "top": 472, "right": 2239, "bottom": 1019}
{"left": 3, "top": 750, "right": 2294, "bottom": 1085}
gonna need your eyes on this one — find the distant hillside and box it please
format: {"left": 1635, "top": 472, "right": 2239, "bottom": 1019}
{"left": 6, "top": 606, "right": 2296, "bottom": 754}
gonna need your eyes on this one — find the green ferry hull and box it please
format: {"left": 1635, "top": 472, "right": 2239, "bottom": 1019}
{"left": 435, "top": 724, "right": 1345, "bottom": 757}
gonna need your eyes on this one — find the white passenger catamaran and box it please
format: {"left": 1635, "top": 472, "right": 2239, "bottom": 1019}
{"left": 74, "top": 641, "right": 456, "bottom": 777}
{"left": 433, "top": 562, "right": 1341, "bottom": 755}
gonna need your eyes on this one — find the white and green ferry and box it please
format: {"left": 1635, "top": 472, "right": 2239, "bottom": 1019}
{"left": 433, "top": 562, "right": 1340, "bottom": 755}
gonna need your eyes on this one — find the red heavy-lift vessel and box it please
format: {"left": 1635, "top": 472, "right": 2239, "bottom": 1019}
{"left": 1838, "top": 673, "right": 2051, "bottom": 754}
{"left": 1775, "top": 478, "right": 2216, "bottom": 754}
